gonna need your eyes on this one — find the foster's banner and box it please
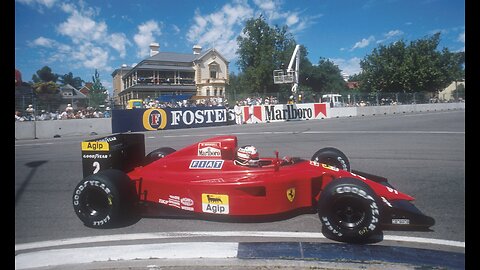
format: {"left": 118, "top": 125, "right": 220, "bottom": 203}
{"left": 112, "top": 107, "right": 235, "bottom": 133}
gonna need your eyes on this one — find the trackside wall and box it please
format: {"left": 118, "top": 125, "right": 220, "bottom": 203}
{"left": 15, "top": 102, "right": 465, "bottom": 140}
{"left": 330, "top": 102, "right": 465, "bottom": 118}
{"left": 15, "top": 118, "right": 112, "bottom": 140}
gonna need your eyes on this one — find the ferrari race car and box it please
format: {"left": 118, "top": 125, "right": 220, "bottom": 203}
{"left": 73, "top": 133, "right": 435, "bottom": 243}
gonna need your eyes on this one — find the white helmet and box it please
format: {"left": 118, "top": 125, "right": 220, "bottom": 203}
{"left": 235, "top": 145, "right": 259, "bottom": 166}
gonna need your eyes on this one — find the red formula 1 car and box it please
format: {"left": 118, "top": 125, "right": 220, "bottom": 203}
{"left": 73, "top": 133, "right": 434, "bottom": 243}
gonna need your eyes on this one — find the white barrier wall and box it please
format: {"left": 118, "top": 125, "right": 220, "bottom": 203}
{"left": 337, "top": 103, "right": 465, "bottom": 118}
{"left": 15, "top": 103, "right": 465, "bottom": 140}
{"left": 15, "top": 118, "right": 112, "bottom": 140}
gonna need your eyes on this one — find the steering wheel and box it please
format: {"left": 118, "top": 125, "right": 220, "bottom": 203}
{"left": 281, "top": 156, "right": 293, "bottom": 165}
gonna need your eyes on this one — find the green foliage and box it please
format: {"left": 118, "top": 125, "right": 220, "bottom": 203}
{"left": 32, "top": 66, "right": 58, "bottom": 83}
{"left": 236, "top": 15, "right": 296, "bottom": 96}
{"left": 31, "top": 81, "right": 63, "bottom": 112}
{"left": 59, "top": 72, "right": 85, "bottom": 89}
{"left": 301, "top": 58, "right": 347, "bottom": 95}
{"left": 88, "top": 69, "right": 109, "bottom": 109}
{"left": 359, "top": 32, "right": 465, "bottom": 94}
{"left": 29, "top": 67, "right": 63, "bottom": 111}
{"left": 233, "top": 16, "right": 349, "bottom": 101}
{"left": 32, "top": 81, "right": 59, "bottom": 95}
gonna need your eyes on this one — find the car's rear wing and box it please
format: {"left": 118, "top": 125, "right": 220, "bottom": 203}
{"left": 81, "top": 133, "right": 145, "bottom": 177}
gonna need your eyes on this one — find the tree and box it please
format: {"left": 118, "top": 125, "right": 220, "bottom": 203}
{"left": 302, "top": 58, "right": 347, "bottom": 95}
{"left": 31, "top": 66, "right": 58, "bottom": 83}
{"left": 88, "top": 69, "right": 109, "bottom": 109}
{"left": 359, "top": 33, "right": 465, "bottom": 94}
{"left": 236, "top": 16, "right": 296, "bottom": 96}
{"left": 30, "top": 66, "right": 62, "bottom": 112}
{"left": 59, "top": 72, "right": 84, "bottom": 89}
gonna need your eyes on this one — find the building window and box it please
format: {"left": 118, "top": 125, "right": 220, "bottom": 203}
{"left": 209, "top": 62, "right": 218, "bottom": 79}
{"left": 206, "top": 88, "right": 210, "bottom": 96}
{"left": 210, "top": 69, "right": 217, "bottom": 79}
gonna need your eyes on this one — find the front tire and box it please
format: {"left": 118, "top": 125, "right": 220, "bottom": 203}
{"left": 318, "top": 178, "right": 382, "bottom": 243}
{"left": 311, "top": 147, "right": 350, "bottom": 171}
{"left": 72, "top": 169, "right": 137, "bottom": 228}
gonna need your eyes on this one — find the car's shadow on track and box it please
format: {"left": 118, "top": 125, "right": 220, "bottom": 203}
{"left": 15, "top": 160, "right": 48, "bottom": 207}
{"left": 134, "top": 204, "right": 386, "bottom": 244}
{"left": 139, "top": 204, "right": 318, "bottom": 223}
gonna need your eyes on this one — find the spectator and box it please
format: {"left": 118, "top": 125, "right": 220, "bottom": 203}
{"left": 25, "top": 104, "right": 35, "bottom": 120}
{"left": 66, "top": 104, "right": 76, "bottom": 119}
{"left": 38, "top": 110, "right": 51, "bottom": 121}
{"left": 234, "top": 102, "right": 243, "bottom": 125}
{"left": 65, "top": 103, "right": 74, "bottom": 112}
{"left": 58, "top": 110, "right": 68, "bottom": 120}
{"left": 287, "top": 96, "right": 295, "bottom": 104}
{"left": 104, "top": 107, "right": 111, "bottom": 118}
{"left": 74, "top": 110, "right": 84, "bottom": 119}
{"left": 15, "top": 111, "right": 25, "bottom": 121}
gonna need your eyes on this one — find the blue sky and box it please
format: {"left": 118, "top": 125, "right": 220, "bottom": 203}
{"left": 15, "top": 0, "right": 465, "bottom": 94}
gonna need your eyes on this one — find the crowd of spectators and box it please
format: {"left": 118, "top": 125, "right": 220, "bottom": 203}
{"left": 141, "top": 97, "right": 229, "bottom": 109}
{"left": 235, "top": 96, "right": 280, "bottom": 106}
{"left": 15, "top": 104, "right": 111, "bottom": 122}
{"left": 139, "top": 95, "right": 280, "bottom": 109}
{"left": 15, "top": 95, "right": 281, "bottom": 122}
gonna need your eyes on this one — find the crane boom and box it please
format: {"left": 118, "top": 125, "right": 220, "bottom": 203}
{"left": 287, "top": 44, "right": 301, "bottom": 72}
{"left": 273, "top": 44, "right": 301, "bottom": 99}
{"left": 288, "top": 45, "right": 300, "bottom": 95}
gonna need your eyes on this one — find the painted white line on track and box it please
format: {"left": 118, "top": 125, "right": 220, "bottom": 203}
{"left": 383, "top": 235, "right": 465, "bottom": 248}
{"left": 15, "top": 231, "right": 465, "bottom": 252}
{"left": 14, "top": 142, "right": 55, "bottom": 147}
{"left": 302, "top": 130, "right": 464, "bottom": 134}
{"left": 15, "top": 242, "right": 238, "bottom": 269}
{"left": 160, "top": 130, "right": 464, "bottom": 138}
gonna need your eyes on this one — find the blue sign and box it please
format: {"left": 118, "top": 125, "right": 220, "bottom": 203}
{"left": 112, "top": 107, "right": 235, "bottom": 133}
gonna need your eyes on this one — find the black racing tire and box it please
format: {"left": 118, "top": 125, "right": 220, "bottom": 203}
{"left": 144, "top": 147, "right": 176, "bottom": 165}
{"left": 311, "top": 147, "right": 350, "bottom": 171}
{"left": 318, "top": 177, "right": 382, "bottom": 243}
{"left": 72, "top": 169, "right": 137, "bottom": 228}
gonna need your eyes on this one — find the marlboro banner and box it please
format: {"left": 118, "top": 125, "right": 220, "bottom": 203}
{"left": 242, "top": 103, "right": 329, "bottom": 123}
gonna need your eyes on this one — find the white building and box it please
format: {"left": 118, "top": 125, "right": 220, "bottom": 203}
{"left": 112, "top": 44, "right": 229, "bottom": 108}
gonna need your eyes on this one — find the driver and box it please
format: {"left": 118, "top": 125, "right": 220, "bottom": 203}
{"left": 235, "top": 145, "right": 260, "bottom": 167}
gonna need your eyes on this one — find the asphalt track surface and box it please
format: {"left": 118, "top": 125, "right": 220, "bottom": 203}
{"left": 14, "top": 109, "right": 466, "bottom": 269}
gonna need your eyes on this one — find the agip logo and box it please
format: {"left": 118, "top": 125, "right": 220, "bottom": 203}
{"left": 143, "top": 108, "right": 168, "bottom": 130}
{"left": 201, "top": 193, "right": 229, "bottom": 214}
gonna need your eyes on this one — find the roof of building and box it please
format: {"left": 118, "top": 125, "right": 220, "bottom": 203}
{"left": 111, "top": 66, "right": 133, "bottom": 77}
{"left": 119, "top": 48, "right": 229, "bottom": 78}
{"left": 146, "top": 51, "right": 198, "bottom": 63}
{"left": 135, "top": 64, "right": 194, "bottom": 71}
{"left": 60, "top": 84, "right": 87, "bottom": 99}
{"left": 127, "top": 84, "right": 196, "bottom": 90}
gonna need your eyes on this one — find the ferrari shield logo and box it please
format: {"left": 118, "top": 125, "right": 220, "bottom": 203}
{"left": 286, "top": 188, "right": 295, "bottom": 202}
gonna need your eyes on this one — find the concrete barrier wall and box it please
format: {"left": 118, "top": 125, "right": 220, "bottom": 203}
{"left": 15, "top": 102, "right": 465, "bottom": 140}
{"left": 331, "top": 102, "right": 465, "bottom": 118}
{"left": 15, "top": 118, "right": 112, "bottom": 140}
{"left": 329, "top": 107, "right": 357, "bottom": 118}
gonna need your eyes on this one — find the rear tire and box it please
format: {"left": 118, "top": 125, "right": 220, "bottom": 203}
{"left": 318, "top": 178, "right": 382, "bottom": 243}
{"left": 311, "top": 147, "right": 350, "bottom": 171}
{"left": 72, "top": 169, "right": 137, "bottom": 228}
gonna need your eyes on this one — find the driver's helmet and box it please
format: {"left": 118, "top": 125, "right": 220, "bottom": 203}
{"left": 235, "top": 145, "right": 260, "bottom": 166}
